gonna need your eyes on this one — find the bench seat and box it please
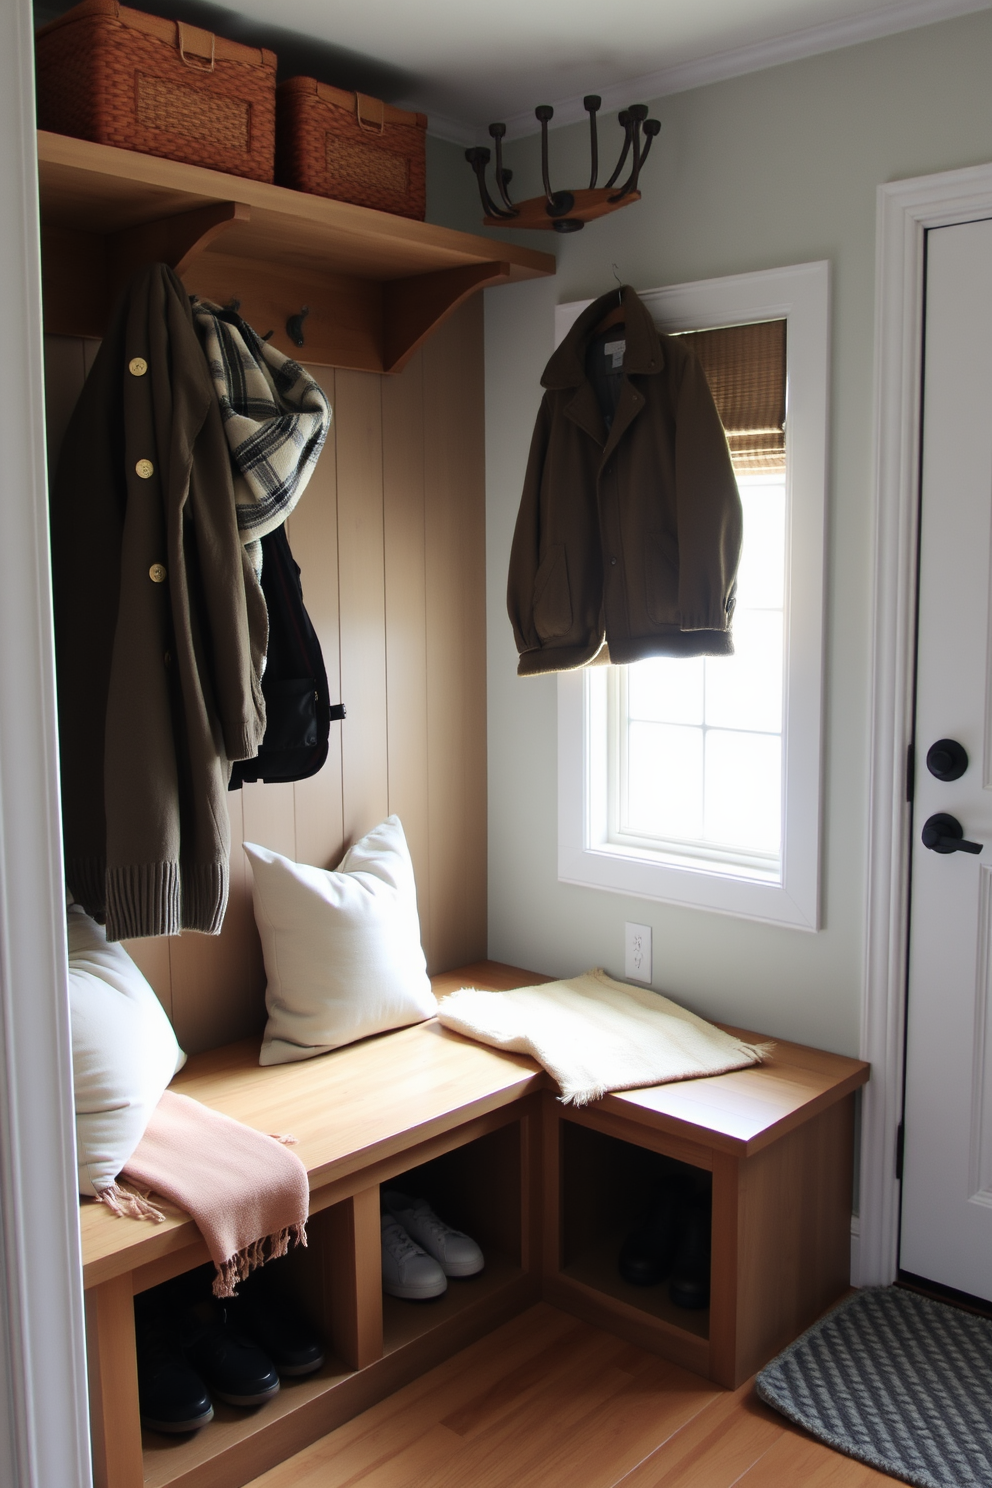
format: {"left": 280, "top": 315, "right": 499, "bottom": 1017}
{"left": 79, "top": 960, "right": 869, "bottom": 1488}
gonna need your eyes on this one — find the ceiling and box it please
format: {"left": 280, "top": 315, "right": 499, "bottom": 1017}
{"left": 36, "top": 0, "right": 991, "bottom": 140}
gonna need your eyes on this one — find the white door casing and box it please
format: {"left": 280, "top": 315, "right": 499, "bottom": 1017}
{"left": 900, "top": 217, "right": 992, "bottom": 1298}
{"left": 0, "top": 0, "right": 93, "bottom": 1483}
{"left": 863, "top": 162, "right": 992, "bottom": 1287}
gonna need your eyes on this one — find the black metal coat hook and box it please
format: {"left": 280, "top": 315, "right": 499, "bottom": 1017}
{"left": 286, "top": 306, "right": 310, "bottom": 347}
{"left": 585, "top": 95, "right": 601, "bottom": 188}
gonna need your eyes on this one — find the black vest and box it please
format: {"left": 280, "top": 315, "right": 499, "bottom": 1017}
{"left": 230, "top": 524, "right": 344, "bottom": 788}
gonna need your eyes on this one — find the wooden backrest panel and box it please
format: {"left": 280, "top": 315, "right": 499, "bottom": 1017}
{"left": 44, "top": 297, "right": 487, "bottom": 1054}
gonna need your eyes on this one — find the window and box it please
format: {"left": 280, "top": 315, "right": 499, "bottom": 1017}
{"left": 557, "top": 262, "right": 829, "bottom": 929}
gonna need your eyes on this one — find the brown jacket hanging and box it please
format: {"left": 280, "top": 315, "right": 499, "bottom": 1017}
{"left": 51, "top": 263, "right": 268, "bottom": 940}
{"left": 507, "top": 285, "right": 742, "bottom": 676}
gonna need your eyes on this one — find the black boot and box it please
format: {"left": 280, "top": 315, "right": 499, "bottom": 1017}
{"left": 135, "top": 1313, "right": 213, "bottom": 1434}
{"left": 225, "top": 1283, "right": 325, "bottom": 1378}
{"left": 179, "top": 1299, "right": 281, "bottom": 1407}
{"left": 618, "top": 1180, "right": 687, "bottom": 1286}
{"left": 668, "top": 1195, "right": 711, "bottom": 1309}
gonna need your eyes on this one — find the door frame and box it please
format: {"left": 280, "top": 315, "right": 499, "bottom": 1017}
{"left": 862, "top": 160, "right": 992, "bottom": 1285}
{"left": 0, "top": 1, "right": 93, "bottom": 1483}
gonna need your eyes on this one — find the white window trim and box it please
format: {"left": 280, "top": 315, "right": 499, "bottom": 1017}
{"left": 557, "top": 260, "right": 830, "bottom": 930}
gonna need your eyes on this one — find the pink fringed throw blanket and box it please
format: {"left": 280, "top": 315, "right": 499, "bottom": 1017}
{"left": 97, "top": 1090, "right": 309, "bottom": 1297}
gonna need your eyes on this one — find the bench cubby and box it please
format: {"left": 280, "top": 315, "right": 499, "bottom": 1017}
{"left": 559, "top": 1122, "right": 711, "bottom": 1345}
{"left": 542, "top": 1034, "right": 866, "bottom": 1388}
{"left": 81, "top": 962, "right": 868, "bottom": 1488}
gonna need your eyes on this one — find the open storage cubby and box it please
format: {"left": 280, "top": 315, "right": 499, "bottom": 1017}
{"left": 560, "top": 1121, "right": 710, "bottom": 1342}
{"left": 382, "top": 1118, "right": 527, "bottom": 1354}
{"left": 541, "top": 1054, "right": 864, "bottom": 1389}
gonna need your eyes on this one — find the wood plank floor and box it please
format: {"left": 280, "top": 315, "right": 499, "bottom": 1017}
{"left": 246, "top": 1304, "right": 898, "bottom": 1487}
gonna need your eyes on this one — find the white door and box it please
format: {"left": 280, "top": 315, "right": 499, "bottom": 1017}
{"left": 901, "top": 215, "right": 992, "bottom": 1299}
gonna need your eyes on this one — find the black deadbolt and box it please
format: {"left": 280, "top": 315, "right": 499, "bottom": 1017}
{"left": 926, "top": 738, "right": 969, "bottom": 782}
{"left": 921, "top": 813, "right": 983, "bottom": 855}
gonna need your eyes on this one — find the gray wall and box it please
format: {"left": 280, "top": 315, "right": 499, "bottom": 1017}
{"left": 470, "top": 9, "right": 992, "bottom": 1058}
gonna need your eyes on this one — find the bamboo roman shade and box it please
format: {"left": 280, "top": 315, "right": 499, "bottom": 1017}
{"left": 676, "top": 319, "right": 786, "bottom": 474}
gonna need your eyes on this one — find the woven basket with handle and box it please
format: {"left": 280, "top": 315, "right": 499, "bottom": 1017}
{"left": 277, "top": 78, "right": 427, "bottom": 220}
{"left": 36, "top": 0, "right": 277, "bottom": 183}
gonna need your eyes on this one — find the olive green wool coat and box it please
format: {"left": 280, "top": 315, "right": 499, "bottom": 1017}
{"left": 507, "top": 285, "right": 742, "bottom": 676}
{"left": 51, "top": 264, "right": 268, "bottom": 940}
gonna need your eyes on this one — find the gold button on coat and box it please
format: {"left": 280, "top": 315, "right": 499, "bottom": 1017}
{"left": 149, "top": 564, "right": 167, "bottom": 584}
{"left": 128, "top": 357, "right": 148, "bottom": 377}
{"left": 135, "top": 458, "right": 154, "bottom": 480}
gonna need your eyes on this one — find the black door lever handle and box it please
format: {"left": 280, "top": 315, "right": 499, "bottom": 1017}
{"left": 922, "top": 813, "right": 983, "bottom": 855}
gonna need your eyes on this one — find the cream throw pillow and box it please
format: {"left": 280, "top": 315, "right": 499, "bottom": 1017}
{"left": 67, "top": 901, "right": 186, "bottom": 1197}
{"left": 245, "top": 816, "right": 437, "bottom": 1066}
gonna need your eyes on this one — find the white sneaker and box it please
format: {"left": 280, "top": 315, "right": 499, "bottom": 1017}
{"left": 380, "top": 1214, "right": 447, "bottom": 1300}
{"left": 382, "top": 1192, "right": 485, "bottom": 1278}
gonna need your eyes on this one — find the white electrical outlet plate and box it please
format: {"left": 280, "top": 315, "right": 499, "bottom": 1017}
{"left": 624, "top": 922, "right": 652, "bottom": 984}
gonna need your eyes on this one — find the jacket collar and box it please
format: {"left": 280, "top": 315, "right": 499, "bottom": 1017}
{"left": 542, "top": 285, "right": 663, "bottom": 454}
{"left": 541, "top": 284, "right": 664, "bottom": 390}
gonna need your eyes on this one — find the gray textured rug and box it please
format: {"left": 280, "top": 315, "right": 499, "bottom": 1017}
{"left": 756, "top": 1288, "right": 992, "bottom": 1487}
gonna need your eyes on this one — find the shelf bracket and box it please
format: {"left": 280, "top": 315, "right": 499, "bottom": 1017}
{"left": 108, "top": 200, "right": 251, "bottom": 296}
{"left": 382, "top": 261, "right": 512, "bottom": 373}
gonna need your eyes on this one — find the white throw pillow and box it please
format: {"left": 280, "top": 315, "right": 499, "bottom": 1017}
{"left": 245, "top": 816, "right": 437, "bottom": 1066}
{"left": 67, "top": 903, "right": 185, "bottom": 1197}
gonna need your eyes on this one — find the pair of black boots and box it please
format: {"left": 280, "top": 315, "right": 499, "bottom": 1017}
{"left": 618, "top": 1175, "right": 712, "bottom": 1309}
{"left": 136, "top": 1269, "right": 324, "bottom": 1434}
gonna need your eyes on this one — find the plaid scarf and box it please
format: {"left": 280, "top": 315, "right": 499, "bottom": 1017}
{"left": 192, "top": 301, "right": 331, "bottom": 572}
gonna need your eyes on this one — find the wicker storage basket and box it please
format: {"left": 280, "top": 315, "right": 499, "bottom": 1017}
{"left": 36, "top": 0, "right": 277, "bottom": 183}
{"left": 277, "top": 78, "right": 427, "bottom": 220}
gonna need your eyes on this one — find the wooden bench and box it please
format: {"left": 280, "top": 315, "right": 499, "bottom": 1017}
{"left": 81, "top": 962, "right": 869, "bottom": 1488}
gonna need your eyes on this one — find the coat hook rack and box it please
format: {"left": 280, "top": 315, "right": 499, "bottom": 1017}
{"left": 286, "top": 305, "right": 310, "bottom": 347}
{"left": 465, "top": 98, "right": 660, "bottom": 233}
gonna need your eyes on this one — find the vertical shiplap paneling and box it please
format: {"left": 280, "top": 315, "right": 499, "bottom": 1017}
{"left": 168, "top": 787, "right": 265, "bottom": 1053}
{"left": 423, "top": 299, "right": 488, "bottom": 970}
{"left": 122, "top": 937, "right": 174, "bottom": 1022}
{"left": 43, "top": 334, "right": 90, "bottom": 477}
{"left": 382, "top": 348, "right": 434, "bottom": 968}
{"left": 290, "top": 367, "right": 345, "bottom": 870}
{"left": 335, "top": 369, "right": 390, "bottom": 845}
{"left": 240, "top": 780, "right": 298, "bottom": 859}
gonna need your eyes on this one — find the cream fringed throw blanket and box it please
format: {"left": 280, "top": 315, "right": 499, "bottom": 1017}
{"left": 438, "top": 969, "right": 773, "bottom": 1106}
{"left": 97, "top": 1091, "right": 309, "bottom": 1297}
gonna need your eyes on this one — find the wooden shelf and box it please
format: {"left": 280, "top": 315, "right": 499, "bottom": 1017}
{"left": 36, "top": 131, "right": 555, "bottom": 373}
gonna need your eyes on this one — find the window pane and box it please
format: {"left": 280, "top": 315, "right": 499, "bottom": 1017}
{"left": 735, "top": 478, "right": 786, "bottom": 609}
{"left": 625, "top": 722, "right": 703, "bottom": 840}
{"left": 627, "top": 655, "right": 704, "bottom": 725}
{"left": 704, "top": 610, "right": 783, "bottom": 734}
{"left": 703, "top": 729, "right": 781, "bottom": 854}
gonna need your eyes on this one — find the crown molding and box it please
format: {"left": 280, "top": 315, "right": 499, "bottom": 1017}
{"left": 426, "top": 0, "right": 992, "bottom": 144}
{"left": 424, "top": 111, "right": 480, "bottom": 148}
